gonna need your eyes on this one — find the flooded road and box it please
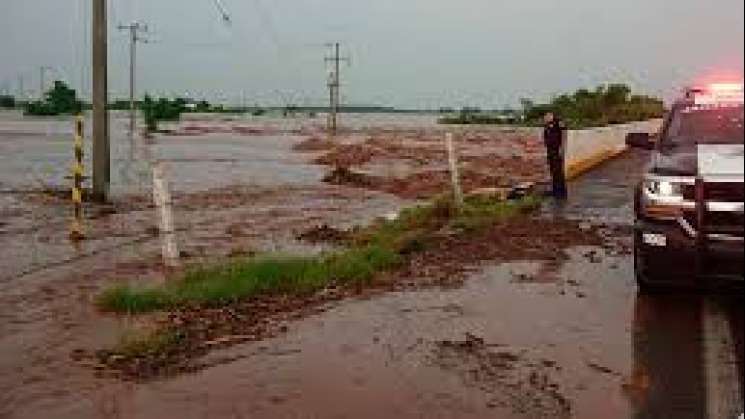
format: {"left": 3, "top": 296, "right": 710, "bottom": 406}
{"left": 1, "top": 111, "right": 742, "bottom": 418}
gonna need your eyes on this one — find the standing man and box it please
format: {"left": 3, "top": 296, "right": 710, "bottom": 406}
{"left": 543, "top": 112, "right": 568, "bottom": 199}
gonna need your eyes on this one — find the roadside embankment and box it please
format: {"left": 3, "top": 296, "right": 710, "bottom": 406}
{"left": 94, "top": 191, "right": 556, "bottom": 378}
{"left": 564, "top": 119, "right": 662, "bottom": 180}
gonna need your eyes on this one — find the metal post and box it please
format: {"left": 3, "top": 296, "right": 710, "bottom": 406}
{"left": 92, "top": 0, "right": 110, "bottom": 202}
{"left": 70, "top": 115, "right": 86, "bottom": 241}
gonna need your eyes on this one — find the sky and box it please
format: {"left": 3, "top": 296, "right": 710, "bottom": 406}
{"left": 1, "top": 0, "right": 743, "bottom": 108}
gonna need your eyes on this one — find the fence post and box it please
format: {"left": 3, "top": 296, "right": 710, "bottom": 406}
{"left": 152, "top": 162, "right": 180, "bottom": 270}
{"left": 445, "top": 132, "right": 464, "bottom": 209}
{"left": 69, "top": 114, "right": 86, "bottom": 241}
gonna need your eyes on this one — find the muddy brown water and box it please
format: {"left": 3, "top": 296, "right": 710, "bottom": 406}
{"left": 1, "top": 112, "right": 742, "bottom": 418}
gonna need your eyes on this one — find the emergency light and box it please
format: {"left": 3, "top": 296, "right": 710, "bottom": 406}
{"left": 692, "top": 82, "right": 744, "bottom": 105}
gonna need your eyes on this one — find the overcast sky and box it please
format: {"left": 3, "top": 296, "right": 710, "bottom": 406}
{"left": 1, "top": 0, "right": 743, "bottom": 108}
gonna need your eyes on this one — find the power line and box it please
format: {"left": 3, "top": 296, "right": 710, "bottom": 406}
{"left": 213, "top": 0, "right": 232, "bottom": 25}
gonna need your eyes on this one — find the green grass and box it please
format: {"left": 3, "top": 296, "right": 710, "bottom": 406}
{"left": 99, "top": 245, "right": 399, "bottom": 314}
{"left": 97, "top": 193, "right": 541, "bottom": 315}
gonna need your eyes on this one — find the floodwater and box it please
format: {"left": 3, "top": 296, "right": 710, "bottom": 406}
{"left": 0, "top": 111, "right": 417, "bottom": 282}
{"left": 0, "top": 112, "right": 742, "bottom": 418}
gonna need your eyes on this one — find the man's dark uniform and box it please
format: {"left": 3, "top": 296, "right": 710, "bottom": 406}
{"left": 543, "top": 117, "right": 567, "bottom": 198}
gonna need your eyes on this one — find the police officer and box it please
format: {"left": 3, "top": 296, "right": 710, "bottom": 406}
{"left": 543, "top": 112, "right": 567, "bottom": 199}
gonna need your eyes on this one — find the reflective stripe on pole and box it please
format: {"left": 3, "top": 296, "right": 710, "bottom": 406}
{"left": 70, "top": 114, "right": 85, "bottom": 241}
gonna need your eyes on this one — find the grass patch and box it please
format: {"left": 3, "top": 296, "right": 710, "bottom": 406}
{"left": 99, "top": 245, "right": 399, "bottom": 314}
{"left": 97, "top": 193, "right": 541, "bottom": 315}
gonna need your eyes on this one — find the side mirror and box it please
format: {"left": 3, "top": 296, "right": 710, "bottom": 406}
{"left": 626, "top": 132, "right": 654, "bottom": 150}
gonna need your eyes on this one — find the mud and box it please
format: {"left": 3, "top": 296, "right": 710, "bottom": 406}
{"left": 296, "top": 224, "right": 350, "bottom": 244}
{"left": 93, "top": 214, "right": 606, "bottom": 381}
{"left": 291, "top": 136, "right": 335, "bottom": 152}
{"left": 394, "top": 217, "right": 606, "bottom": 287}
{"left": 2, "top": 111, "right": 742, "bottom": 419}
{"left": 310, "top": 129, "right": 549, "bottom": 199}
{"left": 432, "top": 333, "right": 572, "bottom": 417}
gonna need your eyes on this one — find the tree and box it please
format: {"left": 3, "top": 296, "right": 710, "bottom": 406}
{"left": 141, "top": 94, "right": 187, "bottom": 132}
{"left": 46, "top": 81, "right": 82, "bottom": 113}
{"left": 603, "top": 83, "right": 631, "bottom": 107}
{"left": 196, "top": 100, "right": 211, "bottom": 112}
{"left": 0, "top": 95, "right": 15, "bottom": 108}
{"left": 517, "top": 84, "right": 663, "bottom": 128}
{"left": 24, "top": 80, "right": 82, "bottom": 116}
{"left": 142, "top": 95, "right": 158, "bottom": 132}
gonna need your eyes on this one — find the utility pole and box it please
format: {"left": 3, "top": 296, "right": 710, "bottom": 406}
{"left": 118, "top": 21, "right": 148, "bottom": 136}
{"left": 92, "top": 0, "right": 110, "bottom": 202}
{"left": 324, "top": 42, "right": 349, "bottom": 136}
{"left": 17, "top": 74, "right": 24, "bottom": 100}
{"left": 39, "top": 66, "right": 52, "bottom": 99}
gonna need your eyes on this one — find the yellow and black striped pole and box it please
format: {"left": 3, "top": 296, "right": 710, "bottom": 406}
{"left": 70, "top": 114, "right": 86, "bottom": 241}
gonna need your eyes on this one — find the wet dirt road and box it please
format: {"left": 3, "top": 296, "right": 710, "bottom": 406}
{"left": 5, "top": 148, "right": 741, "bottom": 418}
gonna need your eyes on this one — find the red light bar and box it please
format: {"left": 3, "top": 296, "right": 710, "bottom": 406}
{"left": 709, "top": 82, "right": 744, "bottom": 92}
{"left": 692, "top": 82, "right": 744, "bottom": 105}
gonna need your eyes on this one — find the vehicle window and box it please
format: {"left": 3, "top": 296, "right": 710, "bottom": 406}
{"left": 665, "top": 105, "right": 744, "bottom": 146}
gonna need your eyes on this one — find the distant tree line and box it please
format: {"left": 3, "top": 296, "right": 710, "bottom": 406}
{"left": 439, "top": 84, "right": 664, "bottom": 128}
{"left": 520, "top": 83, "right": 664, "bottom": 128}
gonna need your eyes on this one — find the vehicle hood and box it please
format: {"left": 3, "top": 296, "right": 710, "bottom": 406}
{"left": 651, "top": 143, "right": 744, "bottom": 180}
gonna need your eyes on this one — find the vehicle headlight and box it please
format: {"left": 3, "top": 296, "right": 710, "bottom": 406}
{"left": 644, "top": 179, "right": 684, "bottom": 199}
{"left": 640, "top": 176, "right": 691, "bottom": 219}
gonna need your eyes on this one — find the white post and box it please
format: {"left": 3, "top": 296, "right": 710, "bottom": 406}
{"left": 152, "top": 162, "right": 180, "bottom": 270}
{"left": 445, "top": 132, "right": 464, "bottom": 208}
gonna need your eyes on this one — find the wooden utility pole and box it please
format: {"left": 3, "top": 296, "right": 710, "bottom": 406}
{"left": 118, "top": 22, "right": 148, "bottom": 136}
{"left": 92, "top": 0, "right": 110, "bottom": 202}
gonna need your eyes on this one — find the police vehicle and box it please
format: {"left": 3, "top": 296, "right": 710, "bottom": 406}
{"left": 625, "top": 82, "right": 744, "bottom": 291}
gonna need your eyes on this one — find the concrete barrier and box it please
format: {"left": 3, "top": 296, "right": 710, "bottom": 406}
{"left": 564, "top": 119, "right": 662, "bottom": 180}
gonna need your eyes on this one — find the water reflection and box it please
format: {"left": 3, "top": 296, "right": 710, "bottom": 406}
{"left": 631, "top": 293, "right": 743, "bottom": 419}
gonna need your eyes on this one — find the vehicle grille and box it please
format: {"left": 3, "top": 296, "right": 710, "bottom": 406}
{"left": 682, "top": 182, "right": 745, "bottom": 202}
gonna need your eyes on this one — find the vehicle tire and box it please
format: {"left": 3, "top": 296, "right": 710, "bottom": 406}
{"left": 634, "top": 233, "right": 665, "bottom": 294}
